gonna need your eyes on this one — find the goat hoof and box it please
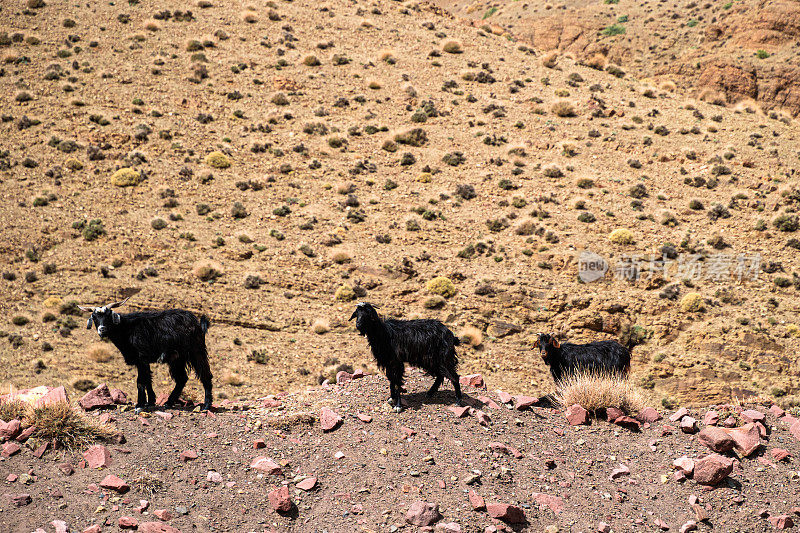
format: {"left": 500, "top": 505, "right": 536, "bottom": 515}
{"left": 393, "top": 404, "right": 403, "bottom": 413}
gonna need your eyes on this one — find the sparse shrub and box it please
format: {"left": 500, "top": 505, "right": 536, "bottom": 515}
{"left": 774, "top": 214, "right": 799, "bottom": 232}
{"left": 680, "top": 292, "right": 704, "bottom": 312}
{"left": 192, "top": 259, "right": 223, "bottom": 281}
{"left": 311, "top": 319, "right": 330, "bottom": 334}
{"left": 426, "top": 276, "right": 456, "bottom": 298}
{"left": 86, "top": 342, "right": 113, "bottom": 362}
{"left": 609, "top": 229, "right": 634, "bottom": 245}
{"left": 601, "top": 24, "right": 626, "bottom": 36}
{"left": 543, "top": 165, "right": 563, "bottom": 178}
{"left": 150, "top": 217, "right": 167, "bottom": 230}
{"left": 205, "top": 151, "right": 231, "bottom": 169}
{"left": 554, "top": 371, "right": 646, "bottom": 415}
{"left": 110, "top": 168, "right": 141, "bottom": 187}
{"left": 231, "top": 202, "right": 248, "bottom": 219}
{"left": 32, "top": 401, "right": 118, "bottom": 450}
{"left": 302, "top": 54, "right": 320, "bottom": 66}
{"left": 442, "top": 39, "right": 463, "bottom": 54}
{"left": 460, "top": 326, "right": 483, "bottom": 347}
{"left": 551, "top": 101, "right": 576, "bottom": 117}
{"left": 12, "top": 315, "right": 30, "bottom": 326}
{"left": 335, "top": 284, "right": 356, "bottom": 301}
{"left": 393, "top": 128, "right": 427, "bottom": 147}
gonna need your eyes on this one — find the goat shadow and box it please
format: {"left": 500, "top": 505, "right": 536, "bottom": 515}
{"left": 397, "top": 389, "right": 478, "bottom": 411}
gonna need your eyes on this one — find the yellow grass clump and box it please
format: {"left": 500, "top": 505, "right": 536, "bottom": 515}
{"left": 442, "top": 39, "right": 463, "bottom": 54}
{"left": 205, "top": 151, "right": 231, "bottom": 169}
{"left": 0, "top": 399, "right": 33, "bottom": 423}
{"left": 608, "top": 228, "right": 634, "bottom": 245}
{"left": 460, "top": 326, "right": 483, "bottom": 347}
{"left": 335, "top": 284, "right": 356, "bottom": 301}
{"left": 43, "top": 296, "right": 63, "bottom": 308}
{"left": 31, "top": 401, "right": 119, "bottom": 450}
{"left": 110, "top": 168, "right": 141, "bottom": 187}
{"left": 554, "top": 371, "right": 647, "bottom": 415}
{"left": 680, "top": 292, "right": 704, "bottom": 312}
{"left": 426, "top": 276, "right": 456, "bottom": 298}
{"left": 551, "top": 100, "right": 576, "bottom": 117}
{"left": 87, "top": 342, "right": 114, "bottom": 363}
{"left": 192, "top": 259, "right": 224, "bottom": 281}
{"left": 221, "top": 372, "right": 245, "bottom": 386}
{"left": 311, "top": 319, "right": 330, "bottom": 334}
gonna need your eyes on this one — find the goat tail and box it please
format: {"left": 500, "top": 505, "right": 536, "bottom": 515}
{"left": 451, "top": 330, "right": 461, "bottom": 346}
{"left": 199, "top": 315, "right": 210, "bottom": 335}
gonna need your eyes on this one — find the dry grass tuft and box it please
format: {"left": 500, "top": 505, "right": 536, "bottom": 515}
{"left": 551, "top": 100, "right": 576, "bottom": 117}
{"left": 266, "top": 412, "right": 316, "bottom": 429}
{"left": 0, "top": 399, "right": 33, "bottom": 422}
{"left": 87, "top": 342, "right": 114, "bottom": 363}
{"left": 32, "top": 401, "right": 119, "bottom": 450}
{"left": 541, "top": 51, "right": 558, "bottom": 68}
{"left": 221, "top": 372, "right": 245, "bottom": 386}
{"left": 311, "top": 319, "right": 330, "bottom": 334}
{"left": 460, "top": 326, "right": 483, "bottom": 347}
{"left": 192, "top": 259, "right": 223, "bottom": 281}
{"left": 554, "top": 371, "right": 646, "bottom": 415}
{"left": 132, "top": 471, "right": 165, "bottom": 497}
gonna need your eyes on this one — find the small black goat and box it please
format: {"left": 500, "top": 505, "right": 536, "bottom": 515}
{"left": 350, "top": 302, "right": 463, "bottom": 412}
{"left": 80, "top": 297, "right": 213, "bottom": 411}
{"left": 535, "top": 333, "right": 631, "bottom": 384}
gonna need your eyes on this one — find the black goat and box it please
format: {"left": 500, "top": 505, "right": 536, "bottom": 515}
{"left": 80, "top": 297, "right": 213, "bottom": 411}
{"left": 535, "top": 333, "right": 631, "bottom": 384}
{"left": 350, "top": 302, "right": 463, "bottom": 412}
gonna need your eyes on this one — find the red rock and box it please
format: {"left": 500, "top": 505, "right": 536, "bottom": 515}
{"left": 693, "top": 454, "right": 734, "bottom": 486}
{"left": 723, "top": 423, "right": 761, "bottom": 457}
{"left": 296, "top": 477, "right": 317, "bottom": 491}
{"left": 614, "top": 415, "right": 642, "bottom": 431}
{"left": 6, "top": 474, "right": 17, "bottom": 482}
{"left": 681, "top": 416, "right": 699, "bottom": 434}
{"left": 400, "top": 426, "right": 417, "bottom": 438}
{"left": 251, "top": 456, "right": 282, "bottom": 474}
{"left": 598, "top": 522, "right": 612, "bottom": 533}
{"left": 566, "top": 404, "right": 589, "bottom": 426}
{"left": 792, "top": 507, "right": 800, "bottom": 516}
{"left": 703, "top": 410, "right": 720, "bottom": 426}
{"left": 206, "top": 471, "right": 222, "bottom": 483}
{"left": 33, "top": 442, "right": 49, "bottom": 458}
{"left": 179, "top": 450, "right": 198, "bottom": 462}
{"left": 741, "top": 409, "right": 765, "bottom": 424}
{"left": 119, "top": 517, "right": 138, "bottom": 529}
{"left": 722, "top": 416, "right": 737, "bottom": 428}
{"left": 513, "top": 395, "right": 536, "bottom": 410}
{"left": 770, "top": 405, "right": 786, "bottom": 418}
{"left": 477, "top": 396, "right": 500, "bottom": 410}
{"left": 459, "top": 374, "right": 485, "bottom": 388}
{"left": 268, "top": 485, "right": 293, "bottom": 513}
{"left": 139, "top": 522, "right": 180, "bottom": 533}
{"left": 661, "top": 425, "right": 674, "bottom": 436}
{"left": 253, "top": 439, "right": 266, "bottom": 449}
{"left": 0, "top": 419, "right": 21, "bottom": 441}
{"left": 673, "top": 456, "right": 695, "bottom": 475}
{"left": 674, "top": 470, "right": 686, "bottom": 482}
{"left": 58, "top": 463, "right": 74, "bottom": 475}
{"left": 35, "top": 386, "right": 68, "bottom": 407}
{"left": 669, "top": 407, "right": 690, "bottom": 422}
{"left": 357, "top": 414, "right": 372, "bottom": 423}
{"left": 448, "top": 406, "right": 469, "bottom": 418}
{"left": 52, "top": 522, "right": 68, "bottom": 533}
{"left": 471, "top": 408, "right": 491, "bottom": 426}
{"left": 437, "top": 523, "right": 461, "bottom": 533}
{"left": 406, "top": 501, "right": 442, "bottom": 527}
{"left": 154, "top": 509, "right": 173, "bottom": 521}
{"left": 605, "top": 407, "right": 624, "bottom": 422}
{"left": 771, "top": 448, "right": 791, "bottom": 462}
{"left": 654, "top": 518, "right": 669, "bottom": 530}
{"left": 486, "top": 503, "right": 526, "bottom": 524}
{"left": 698, "top": 426, "right": 735, "bottom": 453}
{"left": 82, "top": 526, "right": 102, "bottom": 533}
{"left": 496, "top": 390, "right": 513, "bottom": 404}
{"left": 532, "top": 492, "right": 564, "bottom": 515}
{"left": 352, "top": 369, "right": 365, "bottom": 379}
{"left": 790, "top": 420, "right": 800, "bottom": 443}
{"left": 261, "top": 398, "right": 282, "bottom": 409}
{"left": 100, "top": 474, "right": 130, "bottom": 493}
{"left": 83, "top": 445, "right": 112, "bottom": 469}
{"left": 155, "top": 411, "right": 173, "bottom": 421}
{"left": 136, "top": 499, "right": 149, "bottom": 513}
{"left": 320, "top": 408, "right": 343, "bottom": 431}
{"left": 680, "top": 521, "right": 698, "bottom": 533}
{"left": 79, "top": 384, "right": 115, "bottom": 410}
{"left": 636, "top": 407, "right": 662, "bottom": 423}
{"left": 2, "top": 442, "right": 21, "bottom": 457}
{"left": 16, "top": 425, "right": 36, "bottom": 442}
{"left": 769, "top": 515, "right": 794, "bottom": 529}
{"left": 335, "top": 370, "right": 352, "bottom": 384}
{"left": 3, "top": 492, "right": 32, "bottom": 506}
{"left": 468, "top": 490, "right": 486, "bottom": 510}
{"left": 609, "top": 464, "right": 630, "bottom": 480}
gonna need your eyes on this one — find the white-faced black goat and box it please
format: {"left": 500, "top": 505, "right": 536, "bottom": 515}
{"left": 350, "top": 302, "right": 463, "bottom": 412}
{"left": 535, "top": 333, "right": 631, "bottom": 384}
{"left": 80, "top": 297, "right": 213, "bottom": 411}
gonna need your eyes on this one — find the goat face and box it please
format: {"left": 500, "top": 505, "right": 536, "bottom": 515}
{"left": 349, "top": 302, "right": 380, "bottom": 336}
{"left": 534, "top": 333, "right": 560, "bottom": 365}
{"left": 79, "top": 297, "right": 130, "bottom": 338}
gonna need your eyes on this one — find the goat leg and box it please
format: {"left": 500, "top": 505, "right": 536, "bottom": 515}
{"left": 425, "top": 376, "right": 443, "bottom": 399}
{"left": 135, "top": 363, "right": 156, "bottom": 413}
{"left": 166, "top": 363, "right": 188, "bottom": 408}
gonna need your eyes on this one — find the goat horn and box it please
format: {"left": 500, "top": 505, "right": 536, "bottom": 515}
{"left": 77, "top": 305, "right": 95, "bottom": 312}
{"left": 108, "top": 296, "right": 131, "bottom": 309}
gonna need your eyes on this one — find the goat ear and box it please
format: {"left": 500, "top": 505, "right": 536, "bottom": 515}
{"left": 551, "top": 338, "right": 560, "bottom": 348}
{"left": 108, "top": 296, "right": 130, "bottom": 309}
{"left": 349, "top": 310, "right": 358, "bottom": 321}
{"left": 532, "top": 339, "right": 539, "bottom": 349}
{"left": 86, "top": 317, "right": 93, "bottom": 330}
{"left": 112, "top": 312, "right": 121, "bottom": 325}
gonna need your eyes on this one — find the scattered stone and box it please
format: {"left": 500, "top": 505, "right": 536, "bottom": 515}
{"left": 790, "top": 420, "right": 800, "bottom": 443}
{"left": 119, "top": 516, "right": 138, "bottom": 529}
{"left": 496, "top": 390, "right": 513, "bottom": 404}
{"left": 693, "top": 454, "right": 734, "bottom": 486}
{"left": 406, "top": 501, "right": 442, "bottom": 527}
{"left": 336, "top": 370, "right": 353, "bottom": 384}
{"left": 437, "top": 522, "right": 462, "bottom": 533}
{"left": 357, "top": 414, "right": 372, "bottom": 423}
{"left": 297, "top": 477, "right": 317, "bottom": 491}
{"left": 609, "top": 464, "right": 630, "bottom": 481}
{"left": 0, "top": 419, "right": 22, "bottom": 441}
{"left": 614, "top": 416, "right": 641, "bottom": 431}
{"left": 703, "top": 410, "right": 720, "bottom": 426}
{"left": 136, "top": 500, "right": 149, "bottom": 513}
{"left": 179, "top": 450, "right": 198, "bottom": 462}
{"left": 83, "top": 445, "right": 112, "bottom": 469}
{"left": 448, "top": 405, "right": 469, "bottom": 418}
{"left": 513, "top": 395, "right": 537, "bottom": 410}
{"left": 207, "top": 471, "right": 223, "bottom": 483}
{"left": 486, "top": 503, "right": 526, "bottom": 524}
{"left": 100, "top": 474, "right": 130, "bottom": 493}
{"left": 459, "top": 374, "right": 485, "bottom": 388}
{"left": 58, "top": 463, "right": 74, "bottom": 475}
{"left": 598, "top": 523, "right": 612, "bottom": 533}
{"left": 16, "top": 425, "right": 37, "bottom": 442}
{"left": 2, "top": 442, "right": 21, "bottom": 457}
{"left": 769, "top": 515, "right": 794, "bottom": 529}
{"left": 468, "top": 490, "right": 485, "bottom": 511}
{"left": 532, "top": 492, "right": 564, "bottom": 515}
{"left": 772, "top": 448, "right": 791, "bottom": 462}
{"left": 673, "top": 456, "right": 695, "bottom": 476}
{"left": 3, "top": 493, "right": 32, "bottom": 506}
{"left": 154, "top": 509, "right": 173, "bottom": 521}
{"left": 605, "top": 407, "right": 624, "bottom": 422}
{"left": 82, "top": 526, "right": 102, "bottom": 533}
{"left": 770, "top": 405, "right": 786, "bottom": 418}
{"left": 33, "top": 442, "right": 49, "bottom": 458}
{"left": 566, "top": 404, "right": 589, "bottom": 426}
{"left": 680, "top": 521, "right": 698, "bottom": 533}
{"left": 698, "top": 426, "right": 735, "bottom": 453}
{"left": 636, "top": 407, "right": 662, "bottom": 424}
{"left": 741, "top": 409, "right": 765, "bottom": 424}
{"left": 251, "top": 457, "right": 282, "bottom": 475}
{"left": 724, "top": 423, "right": 762, "bottom": 457}
{"left": 477, "top": 396, "right": 500, "bottom": 409}
{"left": 139, "top": 522, "right": 180, "bottom": 533}
{"left": 681, "top": 416, "right": 699, "bottom": 433}
{"left": 722, "top": 416, "right": 737, "bottom": 428}
{"left": 669, "top": 407, "right": 690, "bottom": 422}
{"left": 253, "top": 439, "right": 266, "bottom": 449}
{"left": 320, "top": 408, "right": 343, "bottom": 431}
{"left": 471, "top": 409, "right": 491, "bottom": 426}
{"left": 78, "top": 384, "right": 115, "bottom": 410}
{"left": 268, "top": 485, "right": 293, "bottom": 513}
